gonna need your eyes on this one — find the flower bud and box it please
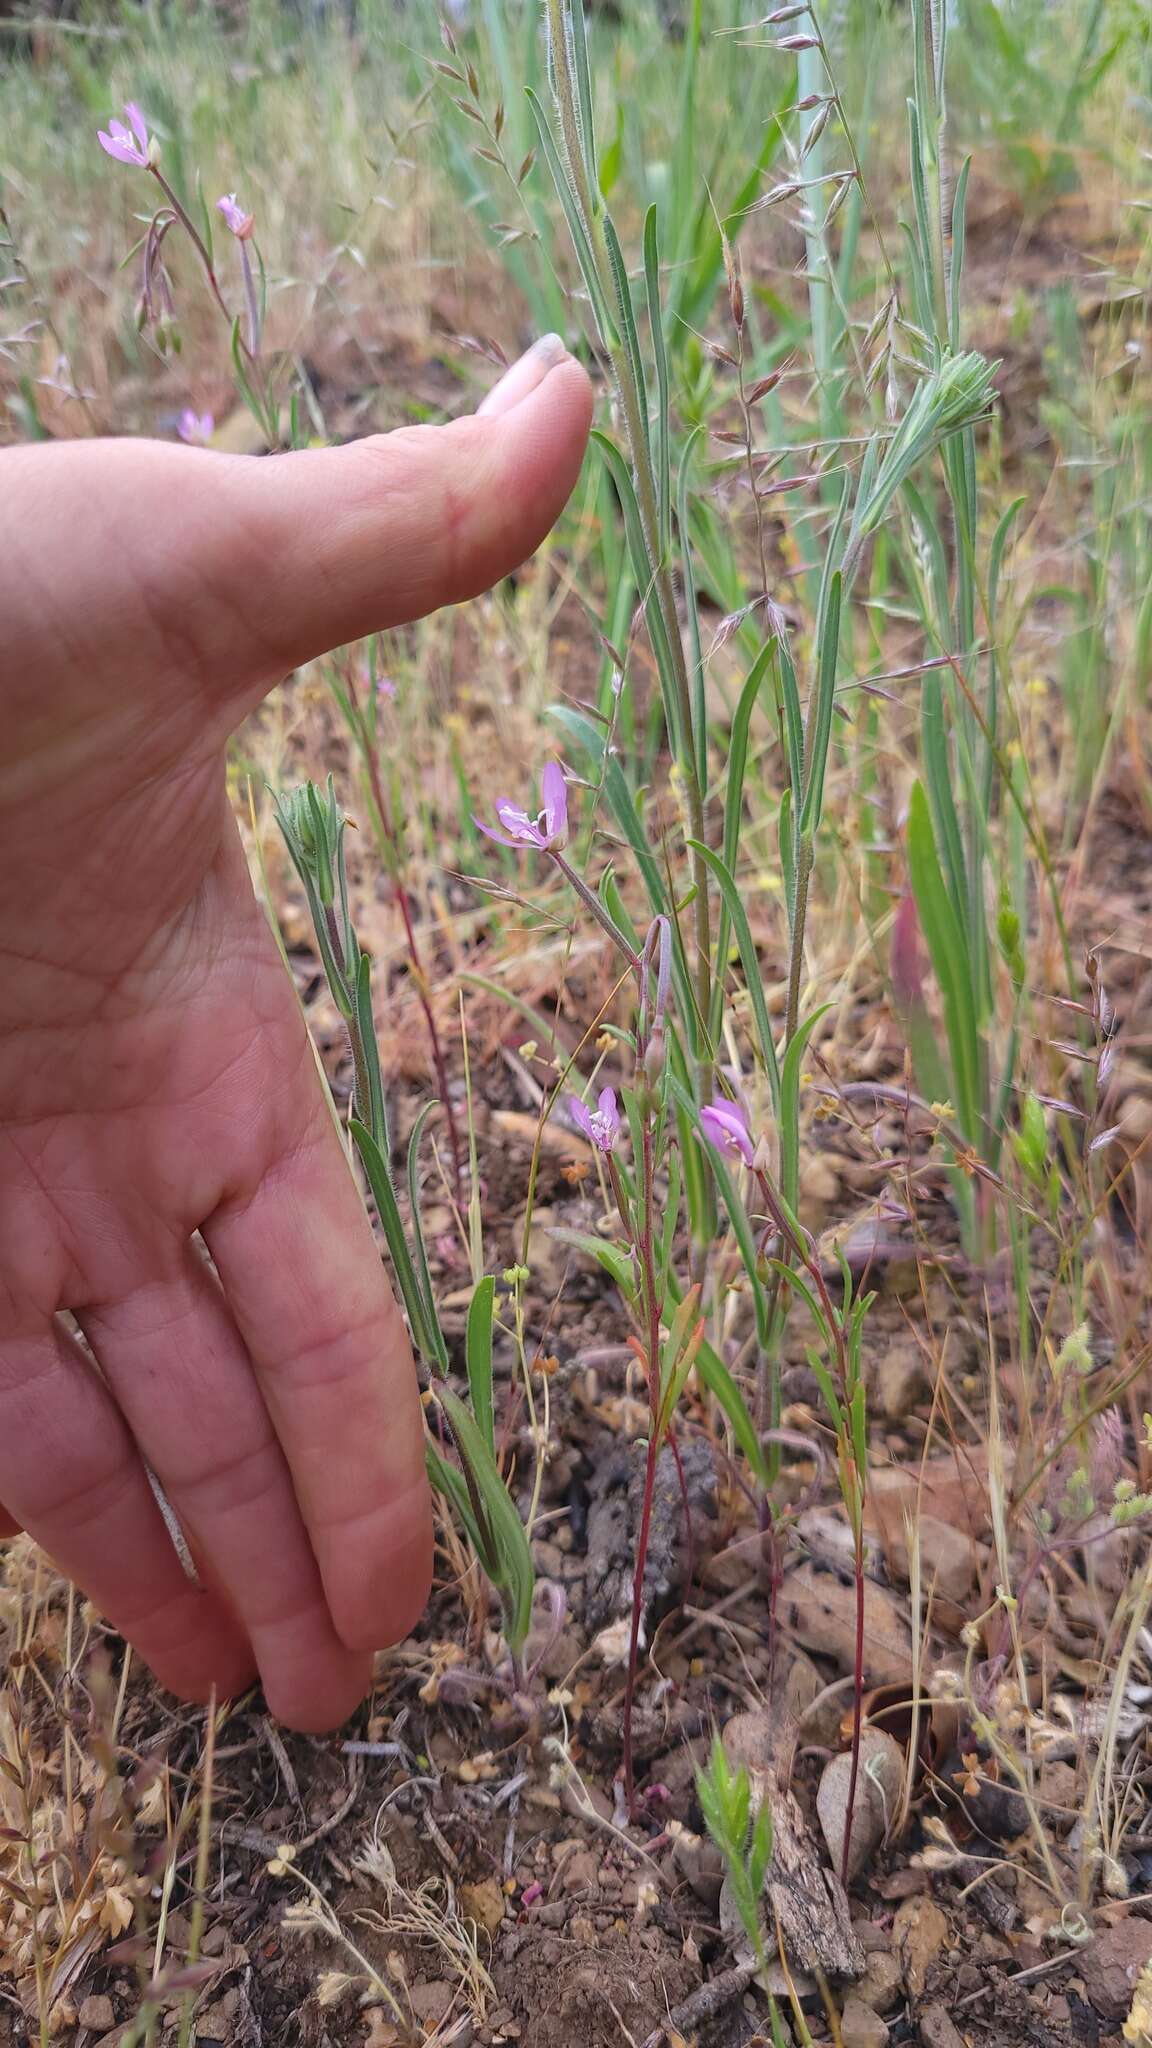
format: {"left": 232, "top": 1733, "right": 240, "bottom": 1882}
{"left": 644, "top": 1028, "right": 665, "bottom": 1090}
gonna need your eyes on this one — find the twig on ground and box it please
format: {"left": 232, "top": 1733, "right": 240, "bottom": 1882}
{"left": 220, "top": 1752, "right": 363, "bottom": 1860}
{"left": 261, "top": 1718, "right": 304, "bottom": 1819}
{"left": 421, "top": 1804, "right": 463, "bottom": 1877}
{"left": 954, "top": 1948, "right": 1081, "bottom": 2010}
{"left": 639, "top": 1962, "right": 757, "bottom": 2048}
{"left": 501, "top": 1780, "right": 522, "bottom": 1880}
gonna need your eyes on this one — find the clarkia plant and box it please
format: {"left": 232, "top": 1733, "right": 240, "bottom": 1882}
{"left": 97, "top": 98, "right": 281, "bottom": 441}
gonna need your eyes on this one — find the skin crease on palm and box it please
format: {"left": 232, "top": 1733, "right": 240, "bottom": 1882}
{"left": 0, "top": 336, "right": 593, "bottom": 1733}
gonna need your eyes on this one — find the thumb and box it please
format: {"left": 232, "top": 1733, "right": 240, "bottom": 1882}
{"left": 221, "top": 335, "right": 593, "bottom": 697}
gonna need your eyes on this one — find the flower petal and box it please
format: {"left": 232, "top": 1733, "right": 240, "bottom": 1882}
{"left": 98, "top": 130, "right": 141, "bottom": 164}
{"left": 124, "top": 101, "right": 149, "bottom": 151}
{"left": 540, "top": 761, "right": 568, "bottom": 848}
{"left": 494, "top": 799, "right": 544, "bottom": 847}
{"left": 567, "top": 1096, "right": 595, "bottom": 1143}
{"left": 472, "top": 816, "right": 525, "bottom": 849}
{"left": 700, "top": 1098, "right": 755, "bottom": 1167}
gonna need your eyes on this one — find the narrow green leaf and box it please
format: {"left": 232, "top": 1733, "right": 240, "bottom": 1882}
{"left": 466, "top": 1275, "right": 497, "bottom": 1458}
{"left": 601, "top": 865, "right": 642, "bottom": 956}
{"left": 603, "top": 213, "right": 650, "bottom": 462}
{"left": 426, "top": 1441, "right": 489, "bottom": 1569}
{"left": 779, "top": 788, "right": 796, "bottom": 933}
{"left": 724, "top": 641, "right": 774, "bottom": 877}
{"left": 658, "top": 1148, "right": 683, "bottom": 1292}
{"left": 525, "top": 87, "right": 619, "bottom": 347}
{"left": 800, "top": 569, "right": 842, "bottom": 834}
{"left": 712, "top": 640, "right": 774, "bottom": 1044}
{"left": 949, "top": 155, "right": 971, "bottom": 352}
{"left": 779, "top": 1004, "right": 832, "bottom": 1210}
{"left": 776, "top": 627, "right": 806, "bottom": 810}
{"left": 355, "top": 953, "right": 388, "bottom": 1150}
{"left": 906, "top": 782, "right": 982, "bottom": 1142}
{"left": 849, "top": 1380, "right": 868, "bottom": 1481}
{"left": 749, "top": 1798, "right": 774, "bottom": 1895}
{"left": 903, "top": 479, "right": 951, "bottom": 636}
{"left": 549, "top": 705, "right": 670, "bottom": 920}
{"left": 643, "top": 205, "right": 671, "bottom": 557}
{"left": 906, "top": 97, "right": 936, "bottom": 323}
{"left": 921, "top": 669, "right": 970, "bottom": 924}
{"left": 677, "top": 426, "right": 707, "bottom": 793}
{"left": 435, "top": 1385, "right": 535, "bottom": 1650}
{"left": 591, "top": 429, "right": 683, "bottom": 756}
{"left": 407, "top": 1101, "right": 450, "bottom": 1373}
{"left": 548, "top": 1227, "right": 637, "bottom": 1298}
{"left": 808, "top": 1350, "right": 845, "bottom": 1435}
{"left": 989, "top": 495, "right": 1025, "bottom": 620}
{"left": 351, "top": 1119, "right": 440, "bottom": 1366}
{"left": 564, "top": 0, "right": 597, "bottom": 188}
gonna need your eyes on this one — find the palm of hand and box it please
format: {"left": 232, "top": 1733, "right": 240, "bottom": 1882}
{"left": 0, "top": 347, "right": 591, "bottom": 1728}
{"left": 0, "top": 448, "right": 429, "bottom": 1728}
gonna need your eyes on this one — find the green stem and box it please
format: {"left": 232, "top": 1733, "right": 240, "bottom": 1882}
{"left": 785, "top": 836, "right": 813, "bottom": 1043}
{"left": 913, "top": 0, "right": 950, "bottom": 342}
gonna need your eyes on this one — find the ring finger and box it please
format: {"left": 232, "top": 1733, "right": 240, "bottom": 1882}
{"left": 79, "top": 1244, "right": 370, "bottom": 1731}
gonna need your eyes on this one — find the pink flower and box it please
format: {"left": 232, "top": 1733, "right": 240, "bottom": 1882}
{"left": 700, "top": 1097, "right": 755, "bottom": 1168}
{"left": 376, "top": 675, "right": 397, "bottom": 702}
{"left": 569, "top": 1087, "right": 620, "bottom": 1154}
{"left": 177, "top": 409, "right": 214, "bottom": 446}
{"left": 98, "top": 102, "right": 151, "bottom": 167}
{"left": 476, "top": 761, "right": 569, "bottom": 852}
{"left": 216, "top": 192, "right": 255, "bottom": 240}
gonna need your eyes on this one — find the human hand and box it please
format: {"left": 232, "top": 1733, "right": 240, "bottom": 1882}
{"left": 0, "top": 337, "right": 592, "bottom": 1729}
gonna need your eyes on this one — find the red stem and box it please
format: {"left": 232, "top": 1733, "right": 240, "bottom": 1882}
{"left": 622, "top": 1115, "right": 663, "bottom": 1816}
{"left": 840, "top": 1530, "right": 866, "bottom": 1887}
{"left": 148, "top": 165, "right": 243, "bottom": 345}
{"left": 761, "top": 1505, "right": 782, "bottom": 1697}
{"left": 622, "top": 1426, "right": 660, "bottom": 1814}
